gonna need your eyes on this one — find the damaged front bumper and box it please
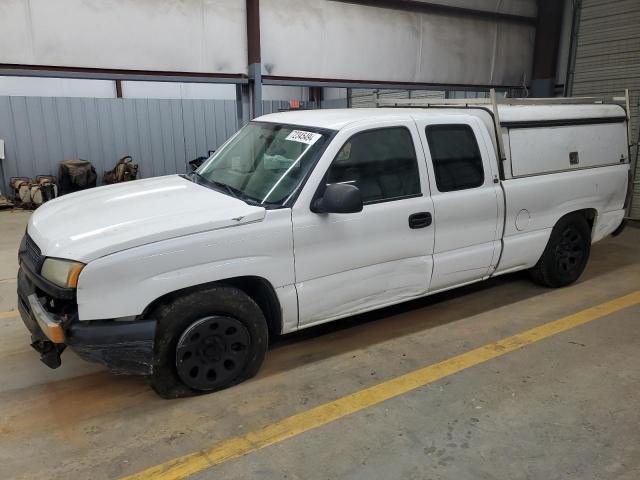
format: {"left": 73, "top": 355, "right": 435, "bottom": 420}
{"left": 18, "top": 267, "right": 156, "bottom": 375}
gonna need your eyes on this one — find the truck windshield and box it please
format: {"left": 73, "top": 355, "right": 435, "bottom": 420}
{"left": 195, "top": 122, "right": 330, "bottom": 206}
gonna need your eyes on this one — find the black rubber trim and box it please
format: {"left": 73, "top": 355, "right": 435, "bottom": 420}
{"left": 364, "top": 193, "right": 423, "bottom": 206}
{"left": 17, "top": 295, "right": 44, "bottom": 340}
{"left": 20, "top": 261, "right": 75, "bottom": 300}
{"left": 67, "top": 319, "right": 157, "bottom": 375}
{"left": 611, "top": 219, "right": 627, "bottom": 237}
{"left": 67, "top": 319, "right": 156, "bottom": 346}
{"left": 18, "top": 266, "right": 155, "bottom": 375}
{"left": 502, "top": 116, "right": 627, "bottom": 129}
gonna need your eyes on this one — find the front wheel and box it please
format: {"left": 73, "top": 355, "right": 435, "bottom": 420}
{"left": 529, "top": 213, "right": 591, "bottom": 288}
{"left": 149, "top": 285, "right": 268, "bottom": 398}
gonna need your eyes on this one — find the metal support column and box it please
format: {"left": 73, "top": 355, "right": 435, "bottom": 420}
{"left": 530, "top": 0, "right": 565, "bottom": 97}
{"left": 247, "top": 0, "right": 262, "bottom": 118}
{"left": 235, "top": 84, "right": 250, "bottom": 127}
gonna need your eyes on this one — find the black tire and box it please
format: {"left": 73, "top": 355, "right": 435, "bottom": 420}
{"left": 529, "top": 213, "right": 591, "bottom": 288}
{"left": 148, "top": 285, "right": 268, "bottom": 399}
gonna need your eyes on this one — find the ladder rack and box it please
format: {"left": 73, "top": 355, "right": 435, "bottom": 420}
{"left": 375, "top": 89, "right": 629, "bottom": 109}
{"left": 376, "top": 88, "right": 632, "bottom": 170}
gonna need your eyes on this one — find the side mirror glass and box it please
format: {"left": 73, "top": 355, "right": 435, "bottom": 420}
{"left": 312, "top": 183, "right": 363, "bottom": 214}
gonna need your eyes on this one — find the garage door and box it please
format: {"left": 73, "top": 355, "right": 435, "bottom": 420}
{"left": 569, "top": 0, "right": 640, "bottom": 219}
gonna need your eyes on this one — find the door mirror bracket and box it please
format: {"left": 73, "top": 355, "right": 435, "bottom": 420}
{"left": 311, "top": 183, "right": 363, "bottom": 214}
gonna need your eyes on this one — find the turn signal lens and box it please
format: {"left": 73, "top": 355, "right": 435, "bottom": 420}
{"left": 67, "top": 263, "right": 84, "bottom": 288}
{"left": 41, "top": 258, "right": 85, "bottom": 288}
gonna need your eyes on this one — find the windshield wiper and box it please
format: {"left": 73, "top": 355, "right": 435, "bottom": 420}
{"left": 189, "top": 172, "right": 262, "bottom": 206}
{"left": 188, "top": 171, "right": 236, "bottom": 198}
{"left": 211, "top": 179, "right": 240, "bottom": 200}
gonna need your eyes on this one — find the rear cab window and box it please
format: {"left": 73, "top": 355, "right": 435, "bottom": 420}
{"left": 425, "top": 124, "right": 484, "bottom": 192}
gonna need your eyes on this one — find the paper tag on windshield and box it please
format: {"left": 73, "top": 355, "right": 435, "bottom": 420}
{"left": 285, "top": 130, "right": 321, "bottom": 145}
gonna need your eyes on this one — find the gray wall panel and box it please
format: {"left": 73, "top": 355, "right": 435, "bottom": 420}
{"left": 169, "top": 99, "right": 187, "bottom": 174}
{"left": 181, "top": 100, "right": 198, "bottom": 163}
{"left": 11, "top": 97, "right": 37, "bottom": 176}
{"left": 0, "top": 95, "right": 347, "bottom": 195}
{"left": 0, "top": 97, "right": 20, "bottom": 180}
{"left": 0, "top": 96, "right": 243, "bottom": 195}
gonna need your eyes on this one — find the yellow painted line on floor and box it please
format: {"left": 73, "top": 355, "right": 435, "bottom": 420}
{"left": 0, "top": 277, "right": 16, "bottom": 284}
{"left": 0, "top": 309, "right": 18, "bottom": 320}
{"left": 123, "top": 290, "right": 640, "bottom": 480}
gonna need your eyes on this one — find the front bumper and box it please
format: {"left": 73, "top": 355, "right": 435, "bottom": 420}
{"left": 18, "top": 266, "right": 157, "bottom": 375}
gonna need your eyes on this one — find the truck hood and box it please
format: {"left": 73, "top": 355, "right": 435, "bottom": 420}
{"left": 28, "top": 175, "right": 266, "bottom": 262}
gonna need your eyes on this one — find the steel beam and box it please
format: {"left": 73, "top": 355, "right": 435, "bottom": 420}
{"left": 262, "top": 76, "right": 521, "bottom": 91}
{"left": 332, "top": 0, "right": 536, "bottom": 25}
{"left": 247, "top": 0, "right": 263, "bottom": 118}
{"left": 0, "top": 64, "right": 248, "bottom": 84}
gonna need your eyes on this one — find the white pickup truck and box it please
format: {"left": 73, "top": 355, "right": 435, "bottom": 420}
{"left": 18, "top": 96, "right": 632, "bottom": 398}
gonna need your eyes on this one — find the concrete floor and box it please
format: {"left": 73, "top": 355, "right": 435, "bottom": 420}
{"left": 0, "top": 209, "right": 639, "bottom": 480}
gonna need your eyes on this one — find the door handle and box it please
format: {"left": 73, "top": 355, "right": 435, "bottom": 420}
{"left": 408, "top": 212, "right": 432, "bottom": 229}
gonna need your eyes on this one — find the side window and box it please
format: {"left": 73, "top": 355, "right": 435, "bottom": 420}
{"left": 425, "top": 125, "right": 484, "bottom": 192}
{"left": 325, "top": 127, "right": 421, "bottom": 204}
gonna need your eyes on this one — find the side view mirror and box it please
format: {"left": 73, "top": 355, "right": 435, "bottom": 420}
{"left": 311, "top": 183, "right": 363, "bottom": 214}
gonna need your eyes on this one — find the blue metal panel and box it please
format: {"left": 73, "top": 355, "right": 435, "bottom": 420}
{"left": 54, "top": 98, "right": 78, "bottom": 159}
{"left": 96, "top": 98, "right": 118, "bottom": 171}
{"left": 10, "top": 97, "right": 37, "bottom": 177}
{"left": 0, "top": 96, "right": 255, "bottom": 194}
{"left": 213, "top": 100, "right": 226, "bottom": 150}
{"left": 147, "top": 99, "right": 165, "bottom": 179}
{"left": 0, "top": 97, "right": 20, "bottom": 181}
{"left": 69, "top": 97, "right": 91, "bottom": 160}
{"left": 180, "top": 99, "right": 197, "bottom": 164}
{"left": 169, "top": 99, "right": 187, "bottom": 174}
{"left": 40, "top": 97, "right": 65, "bottom": 169}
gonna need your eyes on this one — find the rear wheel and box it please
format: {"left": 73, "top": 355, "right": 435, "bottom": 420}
{"left": 529, "top": 213, "right": 591, "bottom": 288}
{"left": 149, "top": 285, "right": 268, "bottom": 398}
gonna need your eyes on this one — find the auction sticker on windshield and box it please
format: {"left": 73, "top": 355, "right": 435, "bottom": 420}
{"left": 286, "top": 130, "right": 322, "bottom": 145}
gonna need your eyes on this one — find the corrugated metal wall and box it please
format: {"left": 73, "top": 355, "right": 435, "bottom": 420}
{"left": 260, "top": 98, "right": 348, "bottom": 113}
{"left": 349, "top": 89, "right": 447, "bottom": 108}
{"left": 0, "top": 96, "right": 240, "bottom": 194}
{"left": 569, "top": 0, "right": 640, "bottom": 219}
{"left": 0, "top": 96, "right": 349, "bottom": 196}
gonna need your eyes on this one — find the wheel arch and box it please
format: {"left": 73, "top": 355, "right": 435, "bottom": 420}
{"left": 141, "top": 276, "right": 283, "bottom": 336}
{"left": 526, "top": 208, "right": 597, "bottom": 271}
{"left": 561, "top": 208, "right": 597, "bottom": 237}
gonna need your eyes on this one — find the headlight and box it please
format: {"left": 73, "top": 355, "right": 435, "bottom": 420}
{"left": 41, "top": 258, "right": 85, "bottom": 288}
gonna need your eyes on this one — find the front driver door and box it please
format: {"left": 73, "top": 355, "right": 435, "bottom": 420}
{"left": 291, "top": 120, "right": 435, "bottom": 328}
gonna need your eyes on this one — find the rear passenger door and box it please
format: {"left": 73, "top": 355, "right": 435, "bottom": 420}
{"left": 415, "top": 116, "right": 502, "bottom": 292}
{"left": 292, "top": 120, "right": 435, "bottom": 327}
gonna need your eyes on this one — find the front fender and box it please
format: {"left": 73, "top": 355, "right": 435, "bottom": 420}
{"left": 76, "top": 210, "right": 295, "bottom": 321}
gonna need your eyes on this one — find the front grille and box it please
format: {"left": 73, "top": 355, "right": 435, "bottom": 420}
{"left": 19, "top": 234, "right": 44, "bottom": 273}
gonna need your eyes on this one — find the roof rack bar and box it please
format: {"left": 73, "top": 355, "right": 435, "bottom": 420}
{"left": 377, "top": 97, "right": 492, "bottom": 106}
{"left": 376, "top": 93, "right": 629, "bottom": 108}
